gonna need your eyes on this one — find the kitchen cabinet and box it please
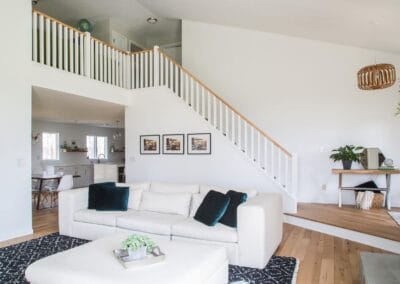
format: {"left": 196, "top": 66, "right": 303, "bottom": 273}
{"left": 54, "top": 165, "right": 94, "bottom": 188}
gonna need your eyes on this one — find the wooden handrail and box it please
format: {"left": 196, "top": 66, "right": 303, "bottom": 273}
{"left": 159, "top": 50, "right": 292, "bottom": 157}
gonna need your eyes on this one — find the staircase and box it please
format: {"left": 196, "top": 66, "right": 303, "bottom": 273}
{"left": 31, "top": 9, "right": 298, "bottom": 206}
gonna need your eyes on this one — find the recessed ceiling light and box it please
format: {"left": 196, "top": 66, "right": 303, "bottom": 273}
{"left": 147, "top": 17, "right": 158, "bottom": 24}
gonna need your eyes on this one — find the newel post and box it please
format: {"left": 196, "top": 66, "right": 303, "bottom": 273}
{"left": 84, "top": 32, "right": 91, "bottom": 78}
{"left": 153, "top": 45, "right": 160, "bottom": 86}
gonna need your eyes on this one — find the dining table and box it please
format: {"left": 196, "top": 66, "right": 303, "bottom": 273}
{"left": 32, "top": 174, "right": 80, "bottom": 210}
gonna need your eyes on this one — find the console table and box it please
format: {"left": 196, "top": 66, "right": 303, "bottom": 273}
{"left": 332, "top": 169, "right": 400, "bottom": 210}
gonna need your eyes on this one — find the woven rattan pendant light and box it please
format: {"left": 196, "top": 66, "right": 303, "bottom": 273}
{"left": 357, "top": 63, "right": 396, "bottom": 90}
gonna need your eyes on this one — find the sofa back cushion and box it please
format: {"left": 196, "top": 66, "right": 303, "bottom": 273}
{"left": 190, "top": 194, "right": 205, "bottom": 217}
{"left": 117, "top": 182, "right": 150, "bottom": 210}
{"left": 140, "top": 191, "right": 192, "bottom": 217}
{"left": 150, "top": 182, "right": 199, "bottom": 194}
{"left": 200, "top": 185, "right": 258, "bottom": 198}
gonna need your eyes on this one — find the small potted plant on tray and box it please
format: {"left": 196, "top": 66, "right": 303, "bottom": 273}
{"left": 121, "top": 235, "right": 155, "bottom": 260}
{"left": 330, "top": 145, "right": 364, "bottom": 170}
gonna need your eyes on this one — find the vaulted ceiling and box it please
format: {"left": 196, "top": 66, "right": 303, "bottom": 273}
{"left": 138, "top": 0, "right": 400, "bottom": 53}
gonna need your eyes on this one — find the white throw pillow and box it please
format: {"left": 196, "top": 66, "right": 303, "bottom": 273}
{"left": 117, "top": 182, "right": 150, "bottom": 210}
{"left": 190, "top": 194, "right": 205, "bottom": 217}
{"left": 140, "top": 191, "right": 192, "bottom": 217}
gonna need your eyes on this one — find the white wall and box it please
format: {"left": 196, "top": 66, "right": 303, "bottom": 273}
{"left": 0, "top": 1, "right": 32, "bottom": 241}
{"left": 125, "top": 87, "right": 294, "bottom": 212}
{"left": 182, "top": 20, "right": 400, "bottom": 206}
{"left": 32, "top": 120, "right": 125, "bottom": 173}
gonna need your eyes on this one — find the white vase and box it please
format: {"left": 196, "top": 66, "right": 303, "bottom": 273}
{"left": 128, "top": 246, "right": 147, "bottom": 260}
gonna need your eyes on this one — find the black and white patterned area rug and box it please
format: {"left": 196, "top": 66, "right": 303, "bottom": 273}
{"left": 0, "top": 233, "right": 298, "bottom": 284}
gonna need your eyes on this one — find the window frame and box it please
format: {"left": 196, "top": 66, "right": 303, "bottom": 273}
{"left": 86, "top": 135, "right": 108, "bottom": 160}
{"left": 42, "top": 132, "right": 60, "bottom": 161}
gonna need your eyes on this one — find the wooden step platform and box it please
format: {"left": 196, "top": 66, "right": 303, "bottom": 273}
{"left": 286, "top": 203, "right": 400, "bottom": 242}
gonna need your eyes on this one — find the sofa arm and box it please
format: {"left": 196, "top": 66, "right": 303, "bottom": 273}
{"left": 59, "top": 188, "right": 88, "bottom": 236}
{"left": 237, "top": 193, "right": 283, "bottom": 269}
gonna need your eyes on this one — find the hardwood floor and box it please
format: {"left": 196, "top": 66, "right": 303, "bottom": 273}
{"left": 287, "top": 203, "right": 400, "bottom": 242}
{"left": 0, "top": 207, "right": 396, "bottom": 283}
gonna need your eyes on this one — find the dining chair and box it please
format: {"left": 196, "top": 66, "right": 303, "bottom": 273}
{"left": 48, "top": 175, "right": 74, "bottom": 207}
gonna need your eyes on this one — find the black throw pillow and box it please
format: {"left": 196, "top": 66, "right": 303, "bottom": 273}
{"left": 88, "top": 182, "right": 116, "bottom": 209}
{"left": 95, "top": 185, "right": 129, "bottom": 211}
{"left": 194, "top": 190, "right": 230, "bottom": 226}
{"left": 219, "top": 190, "right": 247, "bottom": 228}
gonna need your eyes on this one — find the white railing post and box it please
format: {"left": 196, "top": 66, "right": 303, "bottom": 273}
{"left": 84, "top": 32, "right": 91, "bottom": 77}
{"left": 153, "top": 46, "right": 159, "bottom": 86}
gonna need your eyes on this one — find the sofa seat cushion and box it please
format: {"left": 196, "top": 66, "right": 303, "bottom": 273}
{"left": 74, "top": 209, "right": 135, "bottom": 227}
{"left": 116, "top": 211, "right": 186, "bottom": 235}
{"left": 172, "top": 218, "right": 238, "bottom": 243}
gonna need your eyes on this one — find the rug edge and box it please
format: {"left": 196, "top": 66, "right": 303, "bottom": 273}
{"left": 291, "top": 258, "right": 300, "bottom": 284}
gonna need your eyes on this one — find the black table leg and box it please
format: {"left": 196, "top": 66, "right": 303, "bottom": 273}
{"left": 36, "top": 179, "right": 43, "bottom": 210}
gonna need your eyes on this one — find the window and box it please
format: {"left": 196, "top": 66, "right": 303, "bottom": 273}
{"left": 42, "top": 132, "right": 59, "bottom": 160}
{"left": 86, "top": 136, "right": 108, "bottom": 160}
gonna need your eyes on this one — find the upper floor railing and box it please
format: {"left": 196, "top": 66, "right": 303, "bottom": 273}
{"left": 32, "top": 9, "right": 298, "bottom": 197}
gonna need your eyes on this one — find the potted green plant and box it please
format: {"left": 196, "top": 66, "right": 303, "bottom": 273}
{"left": 330, "top": 145, "right": 364, "bottom": 170}
{"left": 121, "top": 234, "right": 155, "bottom": 260}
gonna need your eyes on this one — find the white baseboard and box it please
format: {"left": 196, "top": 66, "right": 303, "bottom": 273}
{"left": 0, "top": 228, "right": 34, "bottom": 243}
{"left": 284, "top": 215, "right": 400, "bottom": 254}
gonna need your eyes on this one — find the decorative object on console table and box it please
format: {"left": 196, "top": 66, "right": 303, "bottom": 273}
{"left": 360, "top": 148, "right": 385, "bottom": 169}
{"left": 140, "top": 135, "right": 160, "bottom": 155}
{"left": 121, "top": 234, "right": 155, "bottom": 261}
{"left": 187, "top": 133, "right": 211, "bottom": 155}
{"left": 162, "top": 134, "right": 184, "bottom": 155}
{"left": 330, "top": 145, "right": 364, "bottom": 169}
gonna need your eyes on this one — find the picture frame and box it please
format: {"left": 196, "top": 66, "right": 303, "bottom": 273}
{"left": 187, "top": 133, "right": 211, "bottom": 155}
{"left": 140, "top": 135, "right": 160, "bottom": 155}
{"left": 163, "top": 134, "right": 185, "bottom": 155}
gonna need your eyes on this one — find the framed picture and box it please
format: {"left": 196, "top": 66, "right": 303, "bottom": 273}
{"left": 163, "top": 134, "right": 184, "bottom": 155}
{"left": 140, "top": 135, "right": 160, "bottom": 155}
{"left": 187, "top": 133, "right": 211, "bottom": 155}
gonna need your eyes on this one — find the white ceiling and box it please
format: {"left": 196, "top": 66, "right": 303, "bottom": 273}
{"left": 32, "top": 87, "right": 125, "bottom": 128}
{"left": 137, "top": 0, "right": 400, "bottom": 53}
{"left": 35, "top": 0, "right": 181, "bottom": 47}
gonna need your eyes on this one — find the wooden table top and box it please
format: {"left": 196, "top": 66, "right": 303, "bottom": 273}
{"left": 32, "top": 174, "right": 80, "bottom": 180}
{"left": 332, "top": 169, "right": 400, "bottom": 175}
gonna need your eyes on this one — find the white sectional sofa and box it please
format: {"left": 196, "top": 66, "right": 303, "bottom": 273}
{"left": 59, "top": 182, "right": 283, "bottom": 269}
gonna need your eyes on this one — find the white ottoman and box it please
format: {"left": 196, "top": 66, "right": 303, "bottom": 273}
{"left": 25, "top": 233, "right": 228, "bottom": 284}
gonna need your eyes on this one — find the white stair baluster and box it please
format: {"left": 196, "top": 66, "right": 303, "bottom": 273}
{"left": 243, "top": 121, "right": 248, "bottom": 153}
{"left": 165, "top": 58, "right": 169, "bottom": 89}
{"left": 258, "top": 132, "right": 262, "bottom": 166}
{"left": 169, "top": 58, "right": 173, "bottom": 90}
{"left": 249, "top": 126, "right": 254, "bottom": 160}
{"left": 149, "top": 51, "right": 154, "bottom": 87}
{"left": 231, "top": 112, "right": 236, "bottom": 145}
{"left": 190, "top": 78, "right": 194, "bottom": 108}
{"left": 207, "top": 91, "right": 211, "bottom": 121}
{"left": 79, "top": 33, "right": 83, "bottom": 75}
{"left": 278, "top": 150, "right": 282, "bottom": 185}
{"left": 219, "top": 100, "right": 224, "bottom": 133}
{"left": 99, "top": 44, "right": 104, "bottom": 82}
{"left": 39, "top": 15, "right": 44, "bottom": 63}
{"left": 94, "top": 41, "right": 99, "bottom": 79}
{"left": 212, "top": 95, "right": 219, "bottom": 129}
{"left": 144, "top": 52, "right": 149, "bottom": 88}
{"left": 51, "top": 21, "right": 56, "bottom": 67}
{"left": 57, "top": 23, "right": 62, "bottom": 68}
{"left": 74, "top": 31, "right": 78, "bottom": 73}
{"left": 135, "top": 53, "right": 139, "bottom": 87}
{"left": 63, "top": 26, "right": 68, "bottom": 70}
{"left": 202, "top": 87, "right": 206, "bottom": 118}
{"left": 45, "top": 18, "right": 50, "bottom": 65}
{"left": 160, "top": 54, "right": 164, "bottom": 86}
{"left": 32, "top": 12, "right": 38, "bottom": 62}
{"left": 225, "top": 106, "right": 230, "bottom": 139}
{"left": 175, "top": 65, "right": 179, "bottom": 95}
{"left": 69, "top": 29, "right": 73, "bottom": 72}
